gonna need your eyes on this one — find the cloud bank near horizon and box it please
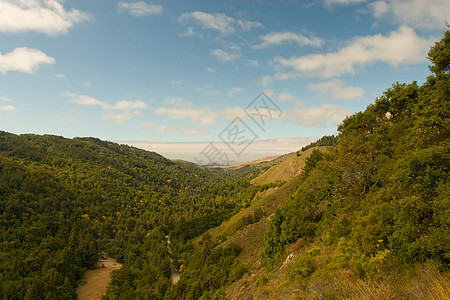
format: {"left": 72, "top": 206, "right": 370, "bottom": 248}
{"left": 121, "top": 137, "right": 318, "bottom": 164}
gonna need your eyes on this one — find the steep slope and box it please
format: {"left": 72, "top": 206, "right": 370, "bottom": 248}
{"left": 201, "top": 147, "right": 328, "bottom": 245}
{"left": 170, "top": 147, "right": 326, "bottom": 299}
{"left": 220, "top": 174, "right": 303, "bottom": 265}
{"left": 251, "top": 146, "right": 329, "bottom": 185}
{"left": 232, "top": 31, "right": 450, "bottom": 299}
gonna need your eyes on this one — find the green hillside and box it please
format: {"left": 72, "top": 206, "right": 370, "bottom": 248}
{"left": 0, "top": 132, "right": 265, "bottom": 299}
{"left": 168, "top": 30, "right": 449, "bottom": 299}
{"left": 0, "top": 30, "right": 449, "bottom": 300}
{"left": 226, "top": 30, "right": 450, "bottom": 299}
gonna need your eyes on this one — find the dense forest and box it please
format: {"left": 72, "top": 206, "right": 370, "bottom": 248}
{"left": 0, "top": 132, "right": 270, "bottom": 299}
{"left": 0, "top": 30, "right": 448, "bottom": 299}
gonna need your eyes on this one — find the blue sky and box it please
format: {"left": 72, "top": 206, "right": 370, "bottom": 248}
{"left": 0, "top": 0, "right": 448, "bottom": 162}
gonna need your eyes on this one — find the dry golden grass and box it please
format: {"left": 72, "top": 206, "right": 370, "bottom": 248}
{"left": 307, "top": 263, "right": 450, "bottom": 300}
{"left": 226, "top": 247, "right": 450, "bottom": 300}
{"left": 409, "top": 263, "right": 450, "bottom": 300}
{"left": 251, "top": 147, "right": 329, "bottom": 185}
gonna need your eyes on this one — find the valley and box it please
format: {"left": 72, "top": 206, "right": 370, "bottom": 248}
{"left": 0, "top": 30, "right": 449, "bottom": 300}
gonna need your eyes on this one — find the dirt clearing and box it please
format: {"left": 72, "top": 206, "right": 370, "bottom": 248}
{"left": 76, "top": 258, "right": 122, "bottom": 300}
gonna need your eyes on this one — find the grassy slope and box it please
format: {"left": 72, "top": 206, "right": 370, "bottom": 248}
{"left": 204, "top": 147, "right": 328, "bottom": 244}
{"left": 251, "top": 147, "right": 328, "bottom": 185}
{"left": 220, "top": 174, "right": 303, "bottom": 265}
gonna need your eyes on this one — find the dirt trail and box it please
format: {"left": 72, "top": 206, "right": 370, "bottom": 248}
{"left": 166, "top": 235, "right": 180, "bottom": 284}
{"left": 76, "top": 257, "right": 122, "bottom": 300}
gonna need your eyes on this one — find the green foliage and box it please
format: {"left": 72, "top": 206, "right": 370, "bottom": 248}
{"left": 428, "top": 28, "right": 450, "bottom": 75}
{"left": 1, "top": 29, "right": 448, "bottom": 300}
{"left": 0, "top": 131, "right": 260, "bottom": 299}
{"left": 301, "top": 135, "right": 338, "bottom": 152}
{"left": 290, "top": 248, "right": 321, "bottom": 282}
{"left": 164, "top": 243, "right": 245, "bottom": 299}
{"left": 262, "top": 149, "right": 327, "bottom": 266}
{"left": 238, "top": 207, "right": 265, "bottom": 230}
{"left": 262, "top": 30, "right": 450, "bottom": 285}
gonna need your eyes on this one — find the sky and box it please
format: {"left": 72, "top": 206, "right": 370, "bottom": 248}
{"left": 0, "top": 0, "right": 448, "bottom": 163}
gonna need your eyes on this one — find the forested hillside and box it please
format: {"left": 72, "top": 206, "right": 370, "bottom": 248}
{"left": 256, "top": 30, "right": 449, "bottom": 298}
{"left": 0, "top": 132, "right": 270, "bottom": 299}
{"left": 0, "top": 30, "right": 449, "bottom": 300}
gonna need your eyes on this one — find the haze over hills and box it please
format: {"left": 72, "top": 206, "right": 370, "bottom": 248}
{"left": 0, "top": 28, "right": 449, "bottom": 300}
{"left": 121, "top": 137, "right": 318, "bottom": 164}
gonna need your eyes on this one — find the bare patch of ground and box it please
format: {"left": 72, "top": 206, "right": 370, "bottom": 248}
{"left": 76, "top": 258, "right": 122, "bottom": 300}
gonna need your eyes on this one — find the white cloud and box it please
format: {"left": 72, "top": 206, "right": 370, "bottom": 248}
{"left": 274, "top": 26, "right": 432, "bottom": 78}
{"left": 111, "top": 100, "right": 147, "bottom": 110}
{"left": 220, "top": 107, "right": 248, "bottom": 120}
{"left": 67, "top": 93, "right": 147, "bottom": 125}
{"left": 369, "top": 0, "right": 450, "bottom": 30}
{"left": 179, "top": 11, "right": 235, "bottom": 35}
{"left": 61, "top": 107, "right": 78, "bottom": 122}
{"left": 261, "top": 72, "right": 300, "bottom": 86}
{"left": 156, "top": 99, "right": 217, "bottom": 125}
{"left": 163, "top": 97, "right": 184, "bottom": 105}
{"left": 66, "top": 93, "right": 108, "bottom": 108}
{"left": 288, "top": 101, "right": 351, "bottom": 127}
{"left": 308, "top": 79, "right": 364, "bottom": 100}
{"left": 278, "top": 93, "right": 297, "bottom": 102}
{"left": 253, "top": 32, "right": 324, "bottom": 49}
{"left": 210, "top": 46, "right": 241, "bottom": 62}
{"left": 178, "top": 27, "right": 200, "bottom": 37}
{"left": 170, "top": 79, "right": 186, "bottom": 86}
{"left": 106, "top": 100, "right": 147, "bottom": 124}
{"left": 196, "top": 84, "right": 221, "bottom": 96}
{"left": 263, "top": 89, "right": 274, "bottom": 98}
{"left": 53, "top": 73, "right": 65, "bottom": 79}
{"left": 227, "top": 87, "right": 242, "bottom": 97}
{"left": 183, "top": 129, "right": 208, "bottom": 135}
{"left": 370, "top": 0, "right": 389, "bottom": 15}
{"left": 237, "top": 19, "right": 263, "bottom": 31}
{"left": 0, "top": 0, "right": 91, "bottom": 35}
{"left": 178, "top": 11, "right": 261, "bottom": 35}
{"left": 0, "top": 96, "right": 12, "bottom": 102}
{"left": 156, "top": 126, "right": 178, "bottom": 132}
{"left": 0, "top": 104, "right": 16, "bottom": 111}
{"left": 156, "top": 93, "right": 285, "bottom": 126}
{"left": 118, "top": 1, "right": 162, "bottom": 17}
{"left": 156, "top": 98, "right": 254, "bottom": 124}
{"left": 261, "top": 76, "right": 272, "bottom": 87}
{"left": 140, "top": 121, "right": 154, "bottom": 127}
{"left": 246, "top": 59, "right": 259, "bottom": 67}
{"left": 102, "top": 110, "right": 142, "bottom": 125}
{"left": 62, "top": 117, "right": 77, "bottom": 122}
{"left": 324, "top": 0, "right": 367, "bottom": 6}
{"left": 0, "top": 47, "right": 55, "bottom": 74}
{"left": 206, "top": 67, "right": 216, "bottom": 73}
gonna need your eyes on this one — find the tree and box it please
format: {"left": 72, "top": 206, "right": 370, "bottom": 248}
{"left": 428, "top": 28, "right": 450, "bottom": 75}
{"left": 427, "top": 29, "right": 450, "bottom": 98}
